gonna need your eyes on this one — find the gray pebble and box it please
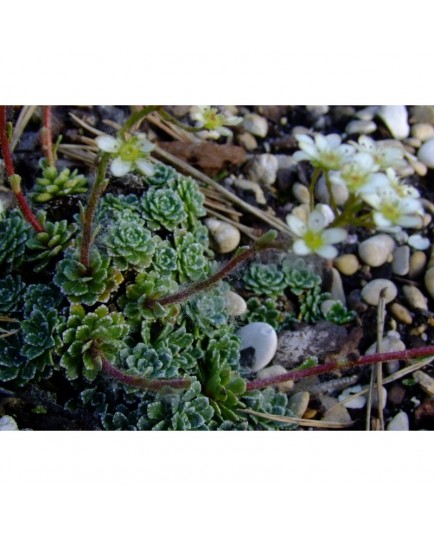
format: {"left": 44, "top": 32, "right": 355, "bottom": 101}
{"left": 355, "top": 106, "right": 379, "bottom": 121}
{"left": 0, "top": 415, "right": 19, "bottom": 431}
{"left": 292, "top": 182, "right": 310, "bottom": 205}
{"left": 358, "top": 234, "right": 395, "bottom": 267}
{"left": 275, "top": 154, "right": 297, "bottom": 171}
{"left": 225, "top": 291, "right": 247, "bottom": 316}
{"left": 387, "top": 412, "right": 409, "bottom": 431}
{"left": 377, "top": 105, "right": 410, "bottom": 140}
{"left": 242, "top": 113, "right": 268, "bottom": 138}
{"left": 320, "top": 396, "right": 353, "bottom": 425}
{"left": 315, "top": 175, "right": 349, "bottom": 206}
{"left": 288, "top": 391, "right": 310, "bottom": 418}
{"left": 392, "top": 245, "right": 410, "bottom": 276}
{"left": 409, "top": 251, "right": 427, "bottom": 279}
{"left": 410, "top": 105, "right": 434, "bottom": 125}
{"left": 361, "top": 279, "right": 398, "bottom": 306}
{"left": 403, "top": 284, "right": 428, "bottom": 310}
{"left": 330, "top": 268, "right": 346, "bottom": 305}
{"left": 256, "top": 365, "right": 294, "bottom": 391}
{"left": 236, "top": 322, "right": 278, "bottom": 373}
{"left": 345, "top": 119, "right": 377, "bottom": 135}
{"left": 205, "top": 218, "right": 240, "bottom": 253}
{"left": 417, "top": 138, "right": 434, "bottom": 169}
{"left": 246, "top": 154, "right": 279, "bottom": 185}
{"left": 411, "top": 123, "right": 434, "bottom": 142}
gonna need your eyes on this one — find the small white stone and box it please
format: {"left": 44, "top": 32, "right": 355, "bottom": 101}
{"left": 409, "top": 159, "right": 428, "bottom": 177}
{"left": 275, "top": 154, "right": 297, "bottom": 171}
{"left": 345, "top": 119, "right": 377, "bottom": 135}
{"left": 361, "top": 279, "right": 398, "bottom": 306}
{"left": 355, "top": 106, "right": 380, "bottom": 121}
{"left": 306, "top": 105, "right": 329, "bottom": 116}
{"left": 338, "top": 385, "right": 366, "bottom": 409}
{"left": 330, "top": 268, "right": 346, "bottom": 305}
{"left": 236, "top": 322, "right": 278, "bottom": 373}
{"left": 358, "top": 234, "right": 396, "bottom": 267}
{"left": 232, "top": 176, "right": 267, "bottom": 204}
{"left": 315, "top": 175, "right": 349, "bottom": 206}
{"left": 402, "top": 284, "right": 428, "bottom": 310}
{"left": 246, "top": 154, "right": 279, "bottom": 185}
{"left": 204, "top": 218, "right": 241, "bottom": 254}
{"left": 288, "top": 391, "right": 310, "bottom": 418}
{"left": 392, "top": 245, "right": 410, "bottom": 276}
{"left": 377, "top": 105, "right": 410, "bottom": 140}
{"left": 225, "top": 291, "right": 247, "bottom": 316}
{"left": 409, "top": 251, "right": 427, "bottom": 279}
{"left": 292, "top": 182, "right": 310, "bottom": 205}
{"left": 417, "top": 138, "right": 434, "bottom": 169}
{"left": 0, "top": 415, "right": 19, "bottom": 431}
{"left": 237, "top": 132, "right": 258, "bottom": 151}
{"left": 334, "top": 254, "right": 360, "bottom": 276}
{"left": 365, "top": 330, "right": 406, "bottom": 355}
{"left": 368, "top": 386, "right": 388, "bottom": 410}
{"left": 242, "top": 113, "right": 268, "bottom": 138}
{"left": 411, "top": 123, "right": 434, "bottom": 142}
{"left": 413, "top": 370, "right": 434, "bottom": 396}
{"left": 387, "top": 411, "right": 409, "bottom": 431}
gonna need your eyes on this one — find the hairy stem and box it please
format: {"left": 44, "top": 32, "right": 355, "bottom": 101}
{"left": 324, "top": 170, "right": 338, "bottom": 215}
{"left": 245, "top": 345, "right": 434, "bottom": 391}
{"left": 118, "top": 105, "right": 161, "bottom": 137}
{"left": 309, "top": 167, "right": 321, "bottom": 211}
{"left": 158, "top": 109, "right": 205, "bottom": 133}
{"left": 41, "top": 106, "right": 55, "bottom": 167}
{"left": 80, "top": 153, "right": 110, "bottom": 267}
{"left": 1, "top": 106, "right": 44, "bottom": 232}
{"left": 147, "top": 238, "right": 290, "bottom": 308}
{"left": 100, "top": 355, "right": 191, "bottom": 392}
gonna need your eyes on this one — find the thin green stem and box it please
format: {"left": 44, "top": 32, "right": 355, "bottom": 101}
{"left": 158, "top": 109, "right": 206, "bottom": 133}
{"left": 308, "top": 167, "right": 321, "bottom": 210}
{"left": 324, "top": 170, "right": 338, "bottom": 216}
{"left": 118, "top": 106, "right": 161, "bottom": 137}
{"left": 80, "top": 153, "right": 110, "bottom": 268}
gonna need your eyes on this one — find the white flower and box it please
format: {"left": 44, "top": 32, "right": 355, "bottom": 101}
{"left": 95, "top": 133, "right": 155, "bottom": 177}
{"left": 383, "top": 167, "right": 421, "bottom": 199}
{"left": 350, "top": 135, "right": 406, "bottom": 171}
{"left": 190, "top": 106, "right": 242, "bottom": 139}
{"left": 286, "top": 205, "right": 347, "bottom": 259}
{"left": 329, "top": 152, "right": 387, "bottom": 195}
{"left": 362, "top": 187, "right": 424, "bottom": 232}
{"left": 407, "top": 234, "right": 430, "bottom": 250}
{"left": 293, "top": 133, "right": 356, "bottom": 170}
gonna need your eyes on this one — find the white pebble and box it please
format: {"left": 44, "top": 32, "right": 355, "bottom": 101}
{"left": 246, "top": 154, "right": 279, "bottom": 185}
{"left": 345, "top": 119, "right": 377, "bottom": 135}
{"left": 392, "top": 245, "right": 410, "bottom": 276}
{"left": 361, "top": 279, "right": 397, "bottom": 306}
{"left": 334, "top": 254, "right": 360, "bottom": 276}
{"left": 242, "top": 113, "right": 268, "bottom": 138}
{"left": 204, "top": 218, "right": 241, "bottom": 254}
{"left": 288, "top": 391, "right": 310, "bottom": 417}
{"left": 409, "top": 251, "right": 427, "bottom": 279}
{"left": 358, "top": 234, "right": 395, "bottom": 267}
{"left": 417, "top": 138, "right": 434, "bottom": 169}
{"left": 402, "top": 284, "right": 428, "bottom": 310}
{"left": 338, "top": 385, "right": 366, "bottom": 409}
{"left": 275, "top": 154, "right": 297, "bottom": 171}
{"left": 377, "top": 105, "right": 410, "bottom": 140}
{"left": 387, "top": 412, "right": 409, "bottom": 431}
{"left": 292, "top": 182, "right": 310, "bottom": 205}
{"left": 365, "top": 330, "right": 406, "bottom": 355}
{"left": 411, "top": 123, "right": 434, "bottom": 142}
{"left": 413, "top": 370, "right": 434, "bottom": 396}
{"left": 237, "top": 132, "right": 258, "bottom": 151}
{"left": 330, "top": 268, "right": 346, "bottom": 305}
{"left": 355, "top": 106, "right": 379, "bottom": 121}
{"left": 225, "top": 291, "right": 247, "bottom": 316}
{"left": 315, "top": 175, "right": 349, "bottom": 206}
{"left": 0, "top": 415, "right": 19, "bottom": 431}
{"left": 236, "top": 322, "right": 278, "bottom": 373}
{"left": 368, "top": 386, "right": 388, "bottom": 410}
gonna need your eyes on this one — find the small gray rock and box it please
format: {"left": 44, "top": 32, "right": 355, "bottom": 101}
{"left": 361, "top": 279, "right": 398, "bottom": 306}
{"left": 345, "top": 119, "right": 377, "bottom": 135}
{"left": 242, "top": 113, "right": 268, "bottom": 138}
{"left": 411, "top": 123, "right": 434, "bottom": 142}
{"left": 403, "top": 284, "right": 428, "bottom": 310}
{"left": 387, "top": 411, "right": 409, "bottom": 431}
{"left": 330, "top": 268, "right": 346, "bottom": 305}
{"left": 392, "top": 245, "right": 410, "bottom": 276}
{"left": 288, "top": 391, "right": 310, "bottom": 418}
{"left": 358, "top": 234, "right": 395, "bottom": 267}
{"left": 355, "top": 106, "right": 380, "bottom": 121}
{"left": 225, "top": 291, "right": 247, "bottom": 316}
{"left": 0, "top": 415, "right": 19, "bottom": 431}
{"left": 377, "top": 105, "right": 410, "bottom": 140}
{"left": 246, "top": 154, "right": 279, "bottom": 185}
{"left": 315, "top": 175, "right": 349, "bottom": 206}
{"left": 237, "top": 132, "right": 258, "bottom": 151}
{"left": 417, "top": 138, "right": 434, "bottom": 169}
{"left": 204, "top": 218, "right": 240, "bottom": 254}
{"left": 236, "top": 322, "right": 278, "bottom": 373}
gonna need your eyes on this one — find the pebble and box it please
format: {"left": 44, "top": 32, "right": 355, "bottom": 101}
{"left": 417, "top": 139, "right": 434, "bottom": 169}
{"left": 402, "top": 284, "right": 428, "bottom": 310}
{"left": 388, "top": 384, "right": 406, "bottom": 405}
{"left": 355, "top": 106, "right": 379, "bottom": 121}
{"left": 292, "top": 182, "right": 310, "bottom": 205}
{"left": 361, "top": 279, "right": 398, "bottom": 306}
{"left": 369, "top": 386, "right": 388, "bottom": 410}
{"left": 315, "top": 175, "right": 349, "bottom": 206}
{"left": 246, "top": 154, "right": 279, "bottom": 185}
{"left": 389, "top": 303, "right": 413, "bottom": 325}
{"left": 320, "top": 396, "right": 353, "bottom": 425}
{"left": 232, "top": 176, "right": 267, "bottom": 204}
{"left": 392, "top": 245, "right": 410, "bottom": 276}
{"left": 225, "top": 291, "right": 247, "bottom": 316}
{"left": 236, "top": 322, "right": 278, "bottom": 373}
{"left": 256, "top": 365, "right": 294, "bottom": 392}
{"left": 358, "top": 234, "right": 395, "bottom": 267}
{"left": 411, "top": 123, "right": 434, "bottom": 142}
{"left": 334, "top": 254, "right": 360, "bottom": 276}
{"left": 237, "top": 132, "right": 258, "bottom": 151}
{"left": 204, "top": 218, "right": 241, "bottom": 254}
{"left": 365, "top": 330, "right": 406, "bottom": 355}
{"left": 413, "top": 370, "right": 434, "bottom": 396}
{"left": 409, "top": 158, "right": 428, "bottom": 177}
{"left": 330, "top": 268, "right": 346, "bottom": 305}
{"left": 345, "top": 119, "right": 377, "bottom": 135}
{"left": 242, "top": 113, "right": 268, "bottom": 138}
{"left": 275, "top": 154, "right": 297, "bottom": 171}
{"left": 387, "top": 411, "right": 410, "bottom": 431}
{"left": 409, "top": 251, "right": 427, "bottom": 279}
{"left": 405, "top": 137, "right": 422, "bottom": 149}
{"left": 338, "top": 385, "right": 366, "bottom": 409}
{"left": 306, "top": 105, "right": 329, "bottom": 116}
{"left": 288, "top": 391, "right": 310, "bottom": 418}
{"left": 377, "top": 105, "right": 410, "bottom": 140}
{"left": 0, "top": 415, "right": 19, "bottom": 431}
{"left": 410, "top": 105, "right": 434, "bottom": 125}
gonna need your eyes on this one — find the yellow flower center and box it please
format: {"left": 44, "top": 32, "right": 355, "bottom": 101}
{"left": 304, "top": 229, "right": 324, "bottom": 251}
{"left": 203, "top": 108, "right": 224, "bottom": 130}
{"left": 319, "top": 151, "right": 341, "bottom": 170}
{"left": 119, "top": 139, "right": 141, "bottom": 162}
{"left": 380, "top": 202, "right": 401, "bottom": 223}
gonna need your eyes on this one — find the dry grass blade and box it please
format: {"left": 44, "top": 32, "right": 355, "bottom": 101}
{"left": 203, "top": 198, "right": 243, "bottom": 218}
{"left": 57, "top": 145, "right": 98, "bottom": 167}
{"left": 69, "top": 112, "right": 106, "bottom": 137}
{"left": 146, "top": 111, "right": 194, "bottom": 143}
{"left": 11, "top": 105, "right": 37, "bottom": 151}
{"left": 205, "top": 207, "right": 258, "bottom": 240}
{"left": 241, "top": 408, "right": 354, "bottom": 429}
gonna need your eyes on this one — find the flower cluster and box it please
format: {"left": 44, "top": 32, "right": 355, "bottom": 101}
{"left": 190, "top": 106, "right": 242, "bottom": 140}
{"left": 95, "top": 133, "right": 155, "bottom": 177}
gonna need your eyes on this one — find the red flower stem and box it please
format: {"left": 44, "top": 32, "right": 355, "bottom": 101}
{"left": 41, "top": 106, "right": 55, "bottom": 167}
{"left": 101, "top": 355, "right": 191, "bottom": 392}
{"left": 147, "top": 239, "right": 289, "bottom": 308}
{"left": 0, "top": 106, "right": 44, "bottom": 233}
{"left": 245, "top": 346, "right": 434, "bottom": 391}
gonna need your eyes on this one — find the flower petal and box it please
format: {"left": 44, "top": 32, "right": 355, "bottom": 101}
{"left": 135, "top": 159, "right": 155, "bottom": 176}
{"left": 96, "top": 135, "right": 120, "bottom": 153}
{"left": 110, "top": 157, "right": 131, "bottom": 177}
{"left": 308, "top": 209, "right": 326, "bottom": 231}
{"left": 316, "top": 244, "right": 339, "bottom": 259}
{"left": 292, "top": 239, "right": 311, "bottom": 256}
{"left": 323, "top": 227, "right": 347, "bottom": 244}
{"left": 286, "top": 214, "right": 307, "bottom": 237}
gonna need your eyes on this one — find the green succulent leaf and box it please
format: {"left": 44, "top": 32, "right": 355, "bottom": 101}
{"left": 140, "top": 187, "right": 187, "bottom": 231}
{"left": 0, "top": 210, "right": 31, "bottom": 273}
{"left": 31, "top": 159, "right": 88, "bottom": 202}
{"left": 243, "top": 263, "right": 287, "bottom": 296}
